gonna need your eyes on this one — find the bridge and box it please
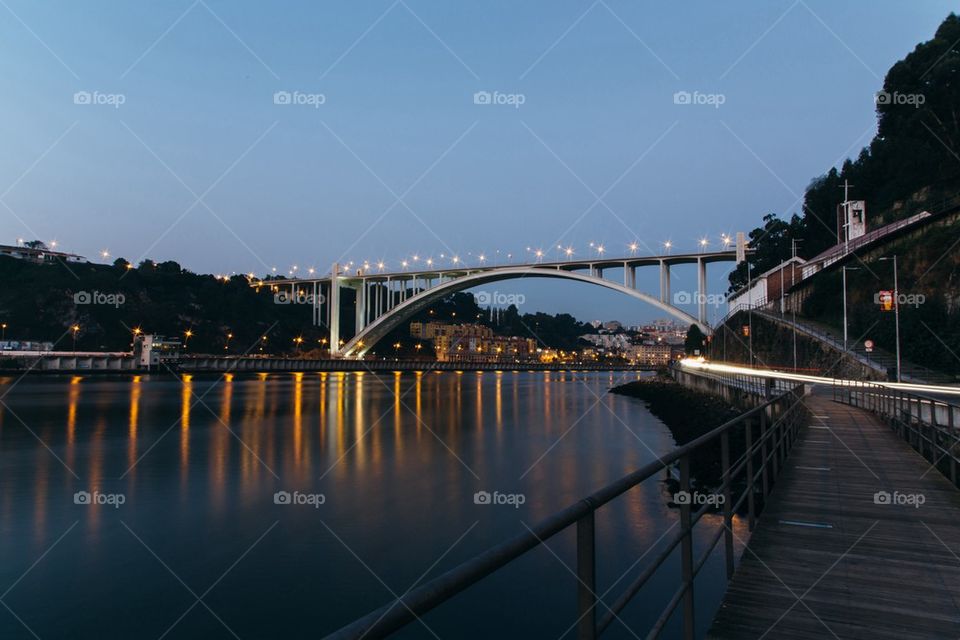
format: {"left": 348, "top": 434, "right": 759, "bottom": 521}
{"left": 322, "top": 361, "right": 960, "bottom": 639}
{"left": 255, "top": 249, "right": 744, "bottom": 357}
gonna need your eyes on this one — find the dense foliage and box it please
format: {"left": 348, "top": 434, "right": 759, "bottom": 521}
{"left": 729, "top": 14, "right": 960, "bottom": 292}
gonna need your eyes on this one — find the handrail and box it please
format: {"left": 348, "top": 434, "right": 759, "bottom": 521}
{"left": 832, "top": 378, "right": 960, "bottom": 486}
{"left": 324, "top": 369, "right": 809, "bottom": 640}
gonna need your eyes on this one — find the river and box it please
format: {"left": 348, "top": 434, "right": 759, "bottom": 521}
{"left": 0, "top": 370, "right": 744, "bottom": 639}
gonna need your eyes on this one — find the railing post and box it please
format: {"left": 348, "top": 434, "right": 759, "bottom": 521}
{"left": 949, "top": 406, "right": 957, "bottom": 487}
{"left": 576, "top": 512, "right": 597, "bottom": 640}
{"left": 760, "top": 410, "right": 770, "bottom": 498}
{"left": 679, "top": 455, "right": 695, "bottom": 640}
{"left": 744, "top": 418, "right": 756, "bottom": 531}
{"left": 721, "top": 432, "right": 735, "bottom": 579}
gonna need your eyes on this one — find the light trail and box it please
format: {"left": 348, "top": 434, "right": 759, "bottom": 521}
{"left": 678, "top": 358, "right": 960, "bottom": 397}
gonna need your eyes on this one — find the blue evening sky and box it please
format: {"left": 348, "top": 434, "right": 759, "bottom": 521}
{"left": 1, "top": 1, "right": 954, "bottom": 324}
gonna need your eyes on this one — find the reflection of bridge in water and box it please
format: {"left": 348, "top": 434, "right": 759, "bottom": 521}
{"left": 257, "top": 249, "right": 744, "bottom": 358}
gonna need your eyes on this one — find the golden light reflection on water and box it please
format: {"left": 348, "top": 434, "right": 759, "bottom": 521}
{"left": 128, "top": 376, "right": 141, "bottom": 470}
{"left": 10, "top": 369, "right": 679, "bottom": 565}
{"left": 180, "top": 374, "right": 192, "bottom": 488}
{"left": 293, "top": 372, "right": 303, "bottom": 467}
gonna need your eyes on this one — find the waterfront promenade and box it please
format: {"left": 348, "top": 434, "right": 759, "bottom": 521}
{"left": 709, "top": 393, "right": 960, "bottom": 639}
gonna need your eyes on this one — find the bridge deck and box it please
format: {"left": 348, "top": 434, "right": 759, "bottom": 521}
{"left": 708, "top": 394, "right": 960, "bottom": 639}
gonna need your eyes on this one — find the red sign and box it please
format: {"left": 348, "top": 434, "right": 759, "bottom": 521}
{"left": 878, "top": 291, "right": 894, "bottom": 312}
{"left": 864, "top": 339, "right": 874, "bottom": 353}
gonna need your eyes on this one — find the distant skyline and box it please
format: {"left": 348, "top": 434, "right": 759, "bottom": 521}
{"left": 2, "top": 1, "right": 955, "bottom": 323}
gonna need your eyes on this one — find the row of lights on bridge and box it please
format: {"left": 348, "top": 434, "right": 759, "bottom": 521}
{"left": 263, "top": 235, "right": 736, "bottom": 277}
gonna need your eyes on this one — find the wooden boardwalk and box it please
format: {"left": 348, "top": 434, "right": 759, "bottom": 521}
{"left": 708, "top": 393, "right": 960, "bottom": 639}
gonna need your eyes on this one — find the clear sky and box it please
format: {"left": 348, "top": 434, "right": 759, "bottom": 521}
{"left": 1, "top": 1, "right": 955, "bottom": 325}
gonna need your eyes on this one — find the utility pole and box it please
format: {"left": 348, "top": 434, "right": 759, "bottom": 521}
{"left": 791, "top": 239, "right": 803, "bottom": 371}
{"left": 839, "top": 179, "right": 854, "bottom": 254}
{"left": 879, "top": 255, "right": 902, "bottom": 382}
{"left": 841, "top": 266, "right": 859, "bottom": 352}
{"left": 893, "top": 254, "right": 901, "bottom": 383}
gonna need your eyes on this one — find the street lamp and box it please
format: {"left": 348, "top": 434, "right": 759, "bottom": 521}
{"left": 841, "top": 266, "right": 860, "bottom": 352}
{"left": 1, "top": 323, "right": 6, "bottom": 340}
{"left": 184, "top": 329, "right": 193, "bottom": 350}
{"left": 294, "top": 336, "right": 304, "bottom": 353}
{"left": 663, "top": 240, "right": 672, "bottom": 255}
{"left": 879, "top": 255, "right": 902, "bottom": 382}
{"left": 71, "top": 324, "right": 80, "bottom": 351}
{"left": 225, "top": 332, "right": 233, "bottom": 352}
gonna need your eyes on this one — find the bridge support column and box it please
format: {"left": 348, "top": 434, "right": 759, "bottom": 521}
{"left": 659, "top": 261, "right": 671, "bottom": 303}
{"left": 355, "top": 282, "right": 367, "bottom": 334}
{"left": 697, "top": 258, "right": 707, "bottom": 325}
{"left": 329, "top": 264, "right": 340, "bottom": 356}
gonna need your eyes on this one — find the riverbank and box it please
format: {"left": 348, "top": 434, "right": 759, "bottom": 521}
{"left": 610, "top": 377, "right": 743, "bottom": 493}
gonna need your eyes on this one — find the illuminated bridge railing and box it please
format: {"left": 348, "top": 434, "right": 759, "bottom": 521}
{"left": 324, "top": 373, "right": 809, "bottom": 640}
{"left": 833, "top": 379, "right": 960, "bottom": 487}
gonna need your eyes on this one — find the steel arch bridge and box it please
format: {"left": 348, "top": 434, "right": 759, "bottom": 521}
{"left": 256, "top": 249, "right": 743, "bottom": 358}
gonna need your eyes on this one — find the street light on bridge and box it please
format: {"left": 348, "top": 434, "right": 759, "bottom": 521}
{"left": 663, "top": 240, "right": 672, "bottom": 255}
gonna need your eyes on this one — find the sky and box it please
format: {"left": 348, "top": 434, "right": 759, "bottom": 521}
{"left": 1, "top": 1, "right": 955, "bottom": 325}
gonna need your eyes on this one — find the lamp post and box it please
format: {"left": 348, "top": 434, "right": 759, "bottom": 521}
{"left": 71, "top": 324, "right": 80, "bottom": 351}
{"left": 879, "top": 255, "right": 901, "bottom": 382}
{"left": 1, "top": 323, "right": 6, "bottom": 340}
{"left": 842, "top": 266, "right": 859, "bottom": 352}
{"left": 791, "top": 239, "right": 803, "bottom": 371}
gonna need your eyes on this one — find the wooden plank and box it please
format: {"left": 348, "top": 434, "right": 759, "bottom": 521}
{"left": 708, "top": 394, "right": 960, "bottom": 639}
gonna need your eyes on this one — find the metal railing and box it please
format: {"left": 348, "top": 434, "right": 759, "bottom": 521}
{"left": 833, "top": 379, "right": 960, "bottom": 486}
{"left": 325, "top": 373, "right": 810, "bottom": 640}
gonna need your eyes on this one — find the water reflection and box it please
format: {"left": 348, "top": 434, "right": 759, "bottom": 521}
{"left": 0, "top": 370, "right": 743, "bottom": 639}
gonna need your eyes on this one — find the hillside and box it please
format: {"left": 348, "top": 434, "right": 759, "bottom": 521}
{"left": 729, "top": 13, "right": 960, "bottom": 292}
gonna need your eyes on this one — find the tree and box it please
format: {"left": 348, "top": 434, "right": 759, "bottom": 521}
{"left": 684, "top": 324, "right": 705, "bottom": 355}
{"left": 24, "top": 240, "right": 47, "bottom": 250}
{"left": 727, "top": 213, "right": 803, "bottom": 292}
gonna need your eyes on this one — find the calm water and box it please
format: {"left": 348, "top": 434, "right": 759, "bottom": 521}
{"left": 0, "top": 371, "right": 744, "bottom": 639}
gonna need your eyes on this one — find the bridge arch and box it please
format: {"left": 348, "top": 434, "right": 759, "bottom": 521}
{"left": 341, "top": 267, "right": 706, "bottom": 358}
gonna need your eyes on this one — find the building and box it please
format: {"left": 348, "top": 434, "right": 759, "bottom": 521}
{"left": 627, "top": 341, "right": 683, "bottom": 366}
{"left": 727, "top": 257, "right": 806, "bottom": 312}
{"left": 0, "top": 243, "right": 87, "bottom": 264}
{"left": 134, "top": 334, "right": 183, "bottom": 369}
{"left": 410, "top": 322, "right": 537, "bottom": 363}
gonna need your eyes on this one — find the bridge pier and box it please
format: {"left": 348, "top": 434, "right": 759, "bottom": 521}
{"left": 355, "top": 282, "right": 366, "bottom": 333}
{"left": 659, "top": 261, "right": 671, "bottom": 304}
{"left": 329, "top": 263, "right": 340, "bottom": 355}
{"left": 697, "top": 258, "right": 707, "bottom": 325}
